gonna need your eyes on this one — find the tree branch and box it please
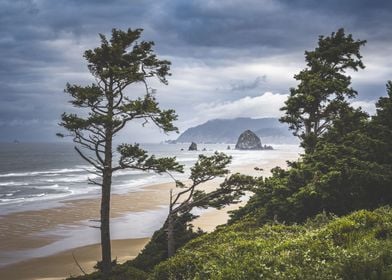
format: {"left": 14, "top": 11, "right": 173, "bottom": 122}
{"left": 75, "top": 146, "right": 103, "bottom": 171}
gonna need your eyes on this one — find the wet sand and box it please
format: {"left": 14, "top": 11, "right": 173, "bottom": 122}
{"left": 0, "top": 182, "right": 174, "bottom": 254}
{"left": 0, "top": 153, "right": 299, "bottom": 280}
{"left": 0, "top": 238, "right": 149, "bottom": 280}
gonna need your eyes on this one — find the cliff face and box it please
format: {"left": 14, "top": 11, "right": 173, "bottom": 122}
{"left": 235, "top": 130, "right": 262, "bottom": 150}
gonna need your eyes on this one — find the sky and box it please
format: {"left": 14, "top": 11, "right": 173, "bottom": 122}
{"left": 0, "top": 0, "right": 391, "bottom": 142}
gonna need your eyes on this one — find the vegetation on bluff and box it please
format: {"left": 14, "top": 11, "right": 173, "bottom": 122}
{"left": 230, "top": 81, "right": 392, "bottom": 225}
{"left": 153, "top": 207, "right": 392, "bottom": 280}
{"left": 69, "top": 207, "right": 392, "bottom": 280}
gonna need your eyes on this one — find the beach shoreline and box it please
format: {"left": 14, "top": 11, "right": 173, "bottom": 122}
{"left": 0, "top": 238, "right": 150, "bottom": 280}
{"left": 0, "top": 152, "right": 299, "bottom": 280}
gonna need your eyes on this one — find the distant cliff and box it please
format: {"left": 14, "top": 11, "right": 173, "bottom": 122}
{"left": 176, "top": 118, "right": 297, "bottom": 144}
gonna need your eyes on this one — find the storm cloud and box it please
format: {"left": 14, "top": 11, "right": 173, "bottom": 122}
{"left": 0, "top": 0, "right": 391, "bottom": 142}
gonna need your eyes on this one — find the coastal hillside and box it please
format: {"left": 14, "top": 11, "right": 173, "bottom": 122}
{"left": 153, "top": 207, "right": 392, "bottom": 279}
{"left": 176, "top": 118, "right": 296, "bottom": 144}
{"left": 70, "top": 207, "right": 392, "bottom": 279}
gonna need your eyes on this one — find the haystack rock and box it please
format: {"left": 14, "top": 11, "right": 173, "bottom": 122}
{"left": 235, "top": 130, "right": 263, "bottom": 150}
{"left": 188, "top": 142, "right": 197, "bottom": 151}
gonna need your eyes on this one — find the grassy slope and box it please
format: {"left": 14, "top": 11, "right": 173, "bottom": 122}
{"left": 152, "top": 207, "right": 392, "bottom": 280}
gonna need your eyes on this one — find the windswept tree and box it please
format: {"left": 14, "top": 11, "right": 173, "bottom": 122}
{"left": 130, "top": 152, "right": 256, "bottom": 271}
{"left": 166, "top": 152, "right": 255, "bottom": 257}
{"left": 59, "top": 28, "right": 183, "bottom": 278}
{"left": 280, "top": 28, "right": 366, "bottom": 153}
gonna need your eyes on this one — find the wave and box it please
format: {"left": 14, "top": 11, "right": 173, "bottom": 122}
{"left": 41, "top": 174, "right": 99, "bottom": 183}
{"left": 0, "top": 192, "right": 45, "bottom": 203}
{"left": 0, "top": 168, "right": 87, "bottom": 178}
{"left": 0, "top": 185, "right": 79, "bottom": 205}
{"left": 112, "top": 169, "right": 148, "bottom": 177}
{"left": 32, "top": 184, "right": 62, "bottom": 189}
{"left": 112, "top": 176, "right": 159, "bottom": 192}
{"left": 0, "top": 191, "right": 70, "bottom": 205}
{"left": 0, "top": 181, "right": 29, "bottom": 186}
{"left": 0, "top": 167, "right": 152, "bottom": 180}
{"left": 0, "top": 192, "right": 16, "bottom": 198}
{"left": 0, "top": 197, "right": 25, "bottom": 203}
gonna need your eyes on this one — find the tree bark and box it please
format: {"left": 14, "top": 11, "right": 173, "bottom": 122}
{"left": 101, "top": 168, "right": 112, "bottom": 278}
{"left": 167, "top": 213, "right": 175, "bottom": 258}
{"left": 167, "top": 189, "right": 175, "bottom": 258}
{"left": 101, "top": 82, "right": 114, "bottom": 278}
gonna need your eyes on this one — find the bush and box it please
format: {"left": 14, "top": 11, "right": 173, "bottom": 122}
{"left": 152, "top": 207, "right": 392, "bottom": 280}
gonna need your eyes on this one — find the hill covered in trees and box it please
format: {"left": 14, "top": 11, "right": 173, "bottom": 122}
{"left": 175, "top": 117, "right": 295, "bottom": 144}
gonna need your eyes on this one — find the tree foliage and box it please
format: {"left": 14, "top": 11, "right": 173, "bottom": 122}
{"left": 153, "top": 207, "right": 392, "bottom": 280}
{"left": 280, "top": 28, "right": 366, "bottom": 152}
{"left": 231, "top": 82, "right": 392, "bottom": 225}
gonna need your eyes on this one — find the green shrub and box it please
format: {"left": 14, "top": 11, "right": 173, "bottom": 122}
{"left": 152, "top": 207, "right": 392, "bottom": 280}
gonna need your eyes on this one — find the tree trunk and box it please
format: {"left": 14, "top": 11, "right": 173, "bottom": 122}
{"left": 167, "top": 213, "right": 175, "bottom": 258}
{"left": 101, "top": 83, "right": 114, "bottom": 278}
{"left": 101, "top": 168, "right": 112, "bottom": 278}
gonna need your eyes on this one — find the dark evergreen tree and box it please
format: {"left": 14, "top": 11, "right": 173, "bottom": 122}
{"left": 232, "top": 30, "right": 392, "bottom": 226}
{"left": 371, "top": 80, "right": 392, "bottom": 166}
{"left": 280, "top": 28, "right": 366, "bottom": 153}
{"left": 59, "top": 28, "right": 183, "bottom": 278}
{"left": 231, "top": 84, "right": 392, "bottom": 224}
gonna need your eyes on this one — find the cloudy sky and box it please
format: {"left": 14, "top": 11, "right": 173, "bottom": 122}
{"left": 1, "top": 0, "right": 391, "bottom": 142}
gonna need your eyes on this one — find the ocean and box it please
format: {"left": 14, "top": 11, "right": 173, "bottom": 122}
{"left": 0, "top": 142, "right": 302, "bottom": 268}
{"left": 0, "top": 142, "right": 301, "bottom": 215}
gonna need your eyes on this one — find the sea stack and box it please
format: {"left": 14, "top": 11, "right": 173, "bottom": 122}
{"left": 235, "top": 130, "right": 262, "bottom": 150}
{"left": 188, "top": 142, "right": 197, "bottom": 151}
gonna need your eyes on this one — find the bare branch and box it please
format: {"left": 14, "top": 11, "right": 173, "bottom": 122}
{"left": 72, "top": 252, "right": 87, "bottom": 275}
{"left": 113, "top": 89, "right": 124, "bottom": 109}
{"left": 88, "top": 178, "right": 102, "bottom": 186}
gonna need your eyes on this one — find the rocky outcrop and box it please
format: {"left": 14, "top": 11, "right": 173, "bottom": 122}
{"left": 188, "top": 142, "right": 197, "bottom": 151}
{"left": 235, "top": 130, "right": 263, "bottom": 150}
{"left": 176, "top": 118, "right": 296, "bottom": 144}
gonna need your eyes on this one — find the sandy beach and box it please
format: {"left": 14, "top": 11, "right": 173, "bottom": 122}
{"left": 0, "top": 152, "right": 299, "bottom": 280}
{"left": 0, "top": 238, "right": 150, "bottom": 280}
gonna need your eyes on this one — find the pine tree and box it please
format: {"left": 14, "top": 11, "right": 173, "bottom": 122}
{"left": 59, "top": 28, "right": 183, "bottom": 277}
{"left": 280, "top": 28, "right": 366, "bottom": 153}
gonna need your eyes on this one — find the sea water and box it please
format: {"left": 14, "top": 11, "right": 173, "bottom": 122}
{"left": 0, "top": 142, "right": 302, "bottom": 267}
{"left": 0, "top": 142, "right": 301, "bottom": 214}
